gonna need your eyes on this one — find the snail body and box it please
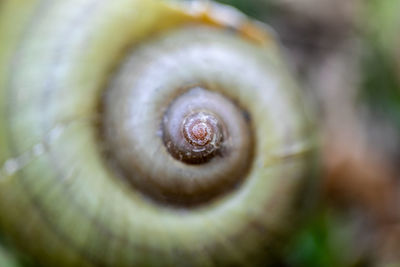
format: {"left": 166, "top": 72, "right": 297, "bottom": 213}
{"left": 0, "top": 0, "right": 315, "bottom": 266}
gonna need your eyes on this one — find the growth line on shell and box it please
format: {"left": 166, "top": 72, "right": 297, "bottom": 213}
{"left": 264, "top": 140, "right": 314, "bottom": 167}
{"left": 0, "top": 123, "right": 69, "bottom": 182}
{"left": 0, "top": 113, "right": 104, "bottom": 181}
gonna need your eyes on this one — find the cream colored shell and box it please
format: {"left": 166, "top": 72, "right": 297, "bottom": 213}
{"left": 0, "top": 0, "right": 315, "bottom": 266}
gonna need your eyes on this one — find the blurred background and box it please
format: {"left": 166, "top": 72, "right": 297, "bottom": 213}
{"left": 1, "top": 0, "right": 399, "bottom": 266}
{"left": 209, "top": 0, "right": 400, "bottom": 266}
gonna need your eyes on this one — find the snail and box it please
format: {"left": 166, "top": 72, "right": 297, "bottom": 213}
{"left": 0, "top": 0, "right": 316, "bottom": 266}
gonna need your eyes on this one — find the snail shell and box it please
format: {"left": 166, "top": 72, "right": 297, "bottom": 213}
{"left": 0, "top": 0, "right": 315, "bottom": 266}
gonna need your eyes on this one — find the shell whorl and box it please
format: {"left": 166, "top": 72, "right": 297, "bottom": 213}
{"left": 0, "top": 0, "right": 315, "bottom": 266}
{"left": 162, "top": 88, "right": 232, "bottom": 164}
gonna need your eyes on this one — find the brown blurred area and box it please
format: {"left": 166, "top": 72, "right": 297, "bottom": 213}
{"left": 276, "top": 0, "right": 400, "bottom": 265}
{"left": 214, "top": 0, "right": 400, "bottom": 265}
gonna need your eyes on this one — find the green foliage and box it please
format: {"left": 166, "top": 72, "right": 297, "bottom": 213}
{"left": 285, "top": 210, "right": 367, "bottom": 267}
{"left": 360, "top": 44, "right": 400, "bottom": 132}
{"left": 0, "top": 243, "right": 20, "bottom": 267}
{"left": 215, "top": 0, "right": 277, "bottom": 20}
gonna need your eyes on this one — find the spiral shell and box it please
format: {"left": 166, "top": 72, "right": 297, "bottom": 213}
{"left": 0, "top": 0, "right": 315, "bottom": 266}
